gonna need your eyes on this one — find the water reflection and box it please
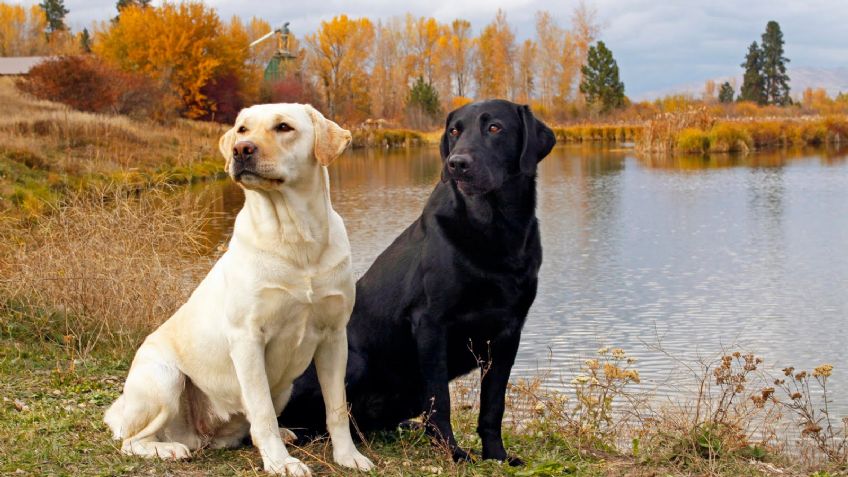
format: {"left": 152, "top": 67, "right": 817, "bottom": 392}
{"left": 200, "top": 145, "right": 848, "bottom": 408}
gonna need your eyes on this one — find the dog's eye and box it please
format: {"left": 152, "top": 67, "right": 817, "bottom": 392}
{"left": 488, "top": 124, "right": 502, "bottom": 134}
{"left": 237, "top": 126, "right": 247, "bottom": 133}
{"left": 276, "top": 122, "right": 293, "bottom": 132}
{"left": 449, "top": 128, "right": 460, "bottom": 138}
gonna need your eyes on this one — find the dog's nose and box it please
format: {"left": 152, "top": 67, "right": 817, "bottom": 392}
{"left": 447, "top": 154, "right": 472, "bottom": 172}
{"left": 232, "top": 141, "right": 258, "bottom": 162}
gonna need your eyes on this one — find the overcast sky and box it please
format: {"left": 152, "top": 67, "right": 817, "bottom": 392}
{"left": 15, "top": 0, "right": 848, "bottom": 97}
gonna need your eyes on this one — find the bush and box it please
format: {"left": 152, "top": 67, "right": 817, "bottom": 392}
{"left": 16, "top": 56, "right": 173, "bottom": 120}
{"left": 676, "top": 128, "right": 710, "bottom": 154}
{"left": 708, "top": 123, "right": 752, "bottom": 153}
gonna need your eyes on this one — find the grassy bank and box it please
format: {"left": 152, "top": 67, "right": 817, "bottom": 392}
{"left": 351, "top": 127, "right": 434, "bottom": 149}
{"left": 0, "top": 78, "right": 226, "bottom": 218}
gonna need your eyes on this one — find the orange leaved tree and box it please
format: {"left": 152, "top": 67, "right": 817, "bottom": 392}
{"left": 94, "top": 2, "right": 246, "bottom": 119}
{"left": 0, "top": 3, "right": 49, "bottom": 55}
{"left": 304, "top": 14, "right": 374, "bottom": 124}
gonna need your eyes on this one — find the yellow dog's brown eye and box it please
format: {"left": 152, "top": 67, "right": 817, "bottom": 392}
{"left": 276, "top": 122, "right": 293, "bottom": 132}
{"left": 488, "top": 124, "right": 501, "bottom": 134}
{"left": 449, "top": 128, "right": 460, "bottom": 137}
{"left": 237, "top": 125, "right": 247, "bottom": 133}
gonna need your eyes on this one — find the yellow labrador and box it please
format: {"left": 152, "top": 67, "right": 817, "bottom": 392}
{"left": 104, "top": 104, "right": 373, "bottom": 476}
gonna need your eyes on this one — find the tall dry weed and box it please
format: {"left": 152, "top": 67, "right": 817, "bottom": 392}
{"left": 0, "top": 184, "right": 212, "bottom": 355}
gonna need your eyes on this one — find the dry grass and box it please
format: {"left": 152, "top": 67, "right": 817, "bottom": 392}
{"left": 552, "top": 124, "right": 642, "bottom": 144}
{"left": 0, "top": 77, "right": 226, "bottom": 217}
{"left": 0, "top": 184, "right": 212, "bottom": 357}
{"left": 637, "top": 107, "right": 848, "bottom": 154}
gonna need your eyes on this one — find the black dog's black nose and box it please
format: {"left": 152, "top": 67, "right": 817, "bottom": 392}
{"left": 448, "top": 154, "right": 471, "bottom": 172}
{"left": 232, "top": 141, "right": 257, "bottom": 161}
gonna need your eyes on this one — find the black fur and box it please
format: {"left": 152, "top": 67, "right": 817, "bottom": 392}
{"left": 279, "top": 99, "right": 556, "bottom": 464}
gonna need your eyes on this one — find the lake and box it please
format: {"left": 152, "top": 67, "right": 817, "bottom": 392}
{"left": 200, "top": 145, "right": 848, "bottom": 404}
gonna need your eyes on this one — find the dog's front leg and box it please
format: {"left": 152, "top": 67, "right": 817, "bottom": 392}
{"left": 478, "top": 332, "right": 523, "bottom": 466}
{"left": 414, "top": 320, "right": 471, "bottom": 462}
{"left": 314, "top": 328, "right": 374, "bottom": 471}
{"left": 230, "top": 332, "right": 310, "bottom": 477}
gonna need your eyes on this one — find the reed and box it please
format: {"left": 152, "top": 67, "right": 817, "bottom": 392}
{"left": 637, "top": 107, "right": 848, "bottom": 154}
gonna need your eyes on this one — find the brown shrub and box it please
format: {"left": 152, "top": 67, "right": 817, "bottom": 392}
{"left": 16, "top": 56, "right": 174, "bottom": 120}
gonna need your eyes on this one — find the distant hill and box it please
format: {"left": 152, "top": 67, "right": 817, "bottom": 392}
{"left": 635, "top": 67, "right": 848, "bottom": 101}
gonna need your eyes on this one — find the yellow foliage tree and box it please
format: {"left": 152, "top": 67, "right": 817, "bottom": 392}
{"left": 305, "top": 14, "right": 374, "bottom": 123}
{"left": 474, "top": 9, "right": 515, "bottom": 100}
{"left": 94, "top": 2, "right": 244, "bottom": 119}
{"left": 370, "top": 18, "right": 407, "bottom": 120}
{"left": 403, "top": 15, "right": 446, "bottom": 86}
{"left": 516, "top": 39, "right": 537, "bottom": 104}
{"left": 439, "top": 19, "right": 474, "bottom": 105}
{"left": 0, "top": 3, "right": 49, "bottom": 56}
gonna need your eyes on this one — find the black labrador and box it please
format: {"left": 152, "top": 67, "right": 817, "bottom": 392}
{"left": 279, "top": 99, "right": 556, "bottom": 464}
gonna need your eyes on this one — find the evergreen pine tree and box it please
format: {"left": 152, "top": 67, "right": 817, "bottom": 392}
{"left": 408, "top": 76, "right": 440, "bottom": 117}
{"left": 718, "top": 82, "right": 734, "bottom": 103}
{"left": 117, "top": 0, "right": 151, "bottom": 9}
{"left": 760, "top": 20, "right": 791, "bottom": 105}
{"left": 39, "top": 0, "right": 69, "bottom": 33}
{"left": 739, "top": 42, "right": 765, "bottom": 104}
{"left": 115, "top": 0, "right": 151, "bottom": 20}
{"left": 80, "top": 28, "right": 92, "bottom": 53}
{"left": 579, "top": 41, "right": 625, "bottom": 113}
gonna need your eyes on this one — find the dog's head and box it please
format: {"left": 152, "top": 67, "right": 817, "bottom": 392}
{"left": 439, "top": 100, "right": 556, "bottom": 195}
{"left": 218, "top": 104, "right": 351, "bottom": 191}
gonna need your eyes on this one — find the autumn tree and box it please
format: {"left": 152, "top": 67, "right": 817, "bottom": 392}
{"left": 570, "top": 1, "right": 601, "bottom": 103}
{"left": 579, "top": 41, "right": 624, "bottom": 113}
{"left": 39, "top": 0, "right": 68, "bottom": 33}
{"left": 305, "top": 14, "right": 374, "bottom": 122}
{"left": 0, "top": 4, "right": 49, "bottom": 55}
{"left": 515, "top": 39, "right": 537, "bottom": 104}
{"left": 703, "top": 79, "right": 716, "bottom": 102}
{"left": 718, "top": 81, "right": 734, "bottom": 103}
{"left": 534, "top": 11, "right": 564, "bottom": 111}
{"left": 760, "top": 20, "right": 791, "bottom": 105}
{"left": 474, "top": 9, "right": 515, "bottom": 99}
{"left": 441, "top": 19, "right": 474, "bottom": 100}
{"left": 403, "top": 16, "right": 445, "bottom": 87}
{"left": 94, "top": 2, "right": 246, "bottom": 119}
{"left": 740, "top": 41, "right": 765, "bottom": 104}
{"left": 370, "top": 19, "right": 407, "bottom": 120}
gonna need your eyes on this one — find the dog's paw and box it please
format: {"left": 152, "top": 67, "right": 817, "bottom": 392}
{"left": 451, "top": 447, "right": 475, "bottom": 463}
{"left": 333, "top": 449, "right": 374, "bottom": 471}
{"left": 279, "top": 427, "right": 298, "bottom": 444}
{"left": 264, "top": 455, "right": 311, "bottom": 476}
{"left": 121, "top": 440, "right": 191, "bottom": 460}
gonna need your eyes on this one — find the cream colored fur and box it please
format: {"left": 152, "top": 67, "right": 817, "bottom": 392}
{"left": 104, "top": 104, "right": 372, "bottom": 476}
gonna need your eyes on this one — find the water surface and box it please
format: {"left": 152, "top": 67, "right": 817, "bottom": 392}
{"left": 200, "top": 146, "right": 848, "bottom": 404}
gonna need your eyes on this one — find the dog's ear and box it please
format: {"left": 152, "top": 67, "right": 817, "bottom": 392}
{"left": 518, "top": 104, "right": 556, "bottom": 176}
{"left": 218, "top": 126, "right": 237, "bottom": 171}
{"left": 307, "top": 105, "right": 352, "bottom": 166}
{"left": 439, "top": 110, "right": 456, "bottom": 183}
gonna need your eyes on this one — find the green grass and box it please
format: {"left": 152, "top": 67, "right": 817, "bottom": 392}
{"left": 0, "top": 310, "right": 612, "bottom": 477}
{"left": 0, "top": 311, "right": 800, "bottom": 476}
